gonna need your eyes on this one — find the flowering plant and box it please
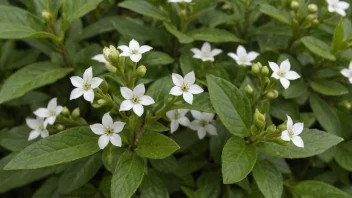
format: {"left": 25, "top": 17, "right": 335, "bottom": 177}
{"left": 0, "top": 0, "right": 351, "bottom": 197}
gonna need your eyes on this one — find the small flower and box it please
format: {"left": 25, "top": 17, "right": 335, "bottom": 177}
{"left": 281, "top": 115, "right": 304, "bottom": 148}
{"left": 26, "top": 117, "right": 49, "bottom": 141}
{"left": 70, "top": 67, "right": 103, "bottom": 103}
{"left": 166, "top": 109, "right": 190, "bottom": 133}
{"left": 90, "top": 113, "right": 125, "bottom": 149}
{"left": 33, "top": 98, "right": 63, "bottom": 125}
{"left": 118, "top": 39, "right": 152, "bottom": 63}
{"left": 119, "top": 84, "right": 155, "bottom": 117}
{"left": 170, "top": 71, "right": 204, "bottom": 104}
{"left": 168, "top": 0, "right": 192, "bottom": 2}
{"left": 190, "top": 42, "right": 222, "bottom": 62}
{"left": 227, "top": 45, "right": 259, "bottom": 66}
{"left": 92, "top": 54, "right": 109, "bottom": 65}
{"left": 269, "top": 59, "right": 300, "bottom": 89}
{"left": 340, "top": 61, "right": 352, "bottom": 83}
{"left": 327, "top": 0, "right": 349, "bottom": 16}
{"left": 189, "top": 110, "right": 217, "bottom": 139}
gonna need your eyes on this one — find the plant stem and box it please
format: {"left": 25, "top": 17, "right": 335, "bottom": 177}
{"left": 49, "top": 20, "right": 72, "bottom": 67}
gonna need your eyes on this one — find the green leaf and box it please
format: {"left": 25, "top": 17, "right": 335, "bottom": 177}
{"left": 58, "top": 153, "right": 102, "bottom": 194}
{"left": 207, "top": 75, "right": 252, "bottom": 137}
{"left": 150, "top": 156, "right": 179, "bottom": 175}
{"left": 118, "top": 0, "right": 168, "bottom": 21}
{"left": 111, "top": 150, "right": 145, "bottom": 198}
{"left": 139, "top": 170, "right": 169, "bottom": 198}
{"left": 62, "top": 0, "right": 102, "bottom": 22}
{"left": 195, "top": 172, "right": 222, "bottom": 198}
{"left": 136, "top": 132, "right": 180, "bottom": 159}
{"left": 0, "top": 62, "right": 73, "bottom": 104}
{"left": 0, "top": 125, "right": 34, "bottom": 151}
{"left": 301, "top": 36, "right": 336, "bottom": 61}
{"left": 80, "top": 16, "right": 121, "bottom": 40}
{"left": 171, "top": 93, "right": 215, "bottom": 113}
{"left": 332, "top": 20, "right": 346, "bottom": 54}
{"left": 102, "top": 144, "right": 125, "bottom": 173}
{"left": 293, "top": 181, "right": 350, "bottom": 198}
{"left": 252, "top": 159, "right": 283, "bottom": 198}
{"left": 146, "top": 76, "right": 173, "bottom": 103}
{"left": 140, "top": 51, "right": 174, "bottom": 66}
{"left": 260, "top": 4, "right": 291, "bottom": 25}
{"left": 335, "top": 140, "right": 352, "bottom": 171}
{"left": 222, "top": 137, "right": 257, "bottom": 184}
{"left": 257, "top": 129, "right": 343, "bottom": 158}
{"left": 0, "top": 5, "right": 57, "bottom": 40}
{"left": 282, "top": 81, "right": 309, "bottom": 99}
{"left": 163, "top": 22, "right": 194, "bottom": 44}
{"left": 4, "top": 126, "right": 100, "bottom": 170}
{"left": 146, "top": 122, "right": 170, "bottom": 133}
{"left": 187, "top": 28, "right": 243, "bottom": 43}
{"left": 309, "top": 80, "right": 348, "bottom": 96}
{"left": 310, "top": 94, "right": 341, "bottom": 135}
{"left": 32, "top": 176, "right": 60, "bottom": 198}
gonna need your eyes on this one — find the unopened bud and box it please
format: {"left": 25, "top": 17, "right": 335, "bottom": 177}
{"left": 312, "top": 19, "right": 319, "bottom": 25}
{"left": 42, "top": 10, "right": 52, "bottom": 23}
{"left": 261, "top": 66, "right": 270, "bottom": 76}
{"left": 254, "top": 109, "right": 266, "bottom": 129}
{"left": 100, "top": 80, "right": 109, "bottom": 93}
{"left": 307, "top": 14, "right": 316, "bottom": 21}
{"left": 97, "top": 99, "right": 107, "bottom": 105}
{"left": 61, "top": 107, "right": 70, "bottom": 117}
{"left": 266, "top": 90, "right": 279, "bottom": 99}
{"left": 340, "top": 100, "right": 351, "bottom": 110}
{"left": 252, "top": 63, "right": 260, "bottom": 74}
{"left": 72, "top": 108, "right": 80, "bottom": 118}
{"left": 251, "top": 125, "right": 259, "bottom": 135}
{"left": 308, "top": 4, "right": 318, "bottom": 13}
{"left": 274, "top": 138, "right": 290, "bottom": 146}
{"left": 266, "top": 124, "right": 276, "bottom": 134}
{"left": 277, "top": 121, "right": 287, "bottom": 132}
{"left": 108, "top": 45, "right": 119, "bottom": 64}
{"left": 105, "top": 64, "right": 117, "bottom": 73}
{"left": 245, "top": 84, "right": 254, "bottom": 95}
{"left": 56, "top": 124, "right": 65, "bottom": 131}
{"left": 92, "top": 103, "right": 101, "bottom": 108}
{"left": 290, "top": 1, "right": 299, "bottom": 10}
{"left": 103, "top": 47, "right": 111, "bottom": 62}
{"left": 136, "top": 65, "right": 147, "bottom": 78}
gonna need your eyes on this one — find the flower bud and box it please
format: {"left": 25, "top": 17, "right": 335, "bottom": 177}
{"left": 108, "top": 45, "right": 120, "bottom": 64}
{"left": 100, "top": 80, "right": 109, "bottom": 93}
{"left": 61, "top": 106, "right": 70, "bottom": 117}
{"left": 261, "top": 66, "right": 270, "bottom": 76}
{"left": 266, "top": 90, "right": 279, "bottom": 99}
{"left": 72, "top": 108, "right": 80, "bottom": 119}
{"left": 312, "top": 19, "right": 319, "bottom": 25}
{"left": 252, "top": 63, "right": 260, "bottom": 74}
{"left": 274, "top": 138, "right": 290, "bottom": 146}
{"left": 254, "top": 109, "right": 266, "bottom": 129}
{"left": 105, "top": 64, "right": 117, "bottom": 73}
{"left": 251, "top": 125, "right": 259, "bottom": 135}
{"left": 103, "top": 47, "right": 111, "bottom": 62}
{"left": 56, "top": 124, "right": 65, "bottom": 131}
{"left": 42, "top": 10, "right": 52, "bottom": 23}
{"left": 136, "top": 65, "right": 147, "bottom": 78}
{"left": 266, "top": 124, "right": 276, "bottom": 134}
{"left": 340, "top": 100, "right": 351, "bottom": 110}
{"left": 308, "top": 4, "right": 318, "bottom": 13}
{"left": 97, "top": 99, "right": 107, "bottom": 105}
{"left": 307, "top": 14, "right": 316, "bottom": 21}
{"left": 277, "top": 121, "right": 287, "bottom": 132}
{"left": 92, "top": 103, "right": 101, "bottom": 108}
{"left": 290, "top": 1, "right": 299, "bottom": 10}
{"left": 245, "top": 84, "right": 254, "bottom": 95}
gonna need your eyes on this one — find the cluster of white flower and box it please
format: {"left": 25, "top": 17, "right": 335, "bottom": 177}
{"left": 26, "top": 98, "right": 63, "bottom": 141}
{"left": 327, "top": 0, "right": 349, "bottom": 16}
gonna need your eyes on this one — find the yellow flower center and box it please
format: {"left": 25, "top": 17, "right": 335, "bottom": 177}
{"left": 132, "top": 96, "right": 140, "bottom": 104}
{"left": 181, "top": 83, "right": 189, "bottom": 92}
{"left": 82, "top": 82, "right": 91, "bottom": 91}
{"left": 278, "top": 70, "right": 286, "bottom": 77}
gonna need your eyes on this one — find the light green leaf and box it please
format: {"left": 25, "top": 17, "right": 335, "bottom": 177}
{"left": 207, "top": 75, "right": 252, "bottom": 137}
{"left": 62, "top": 0, "right": 102, "bottom": 22}
{"left": 140, "top": 51, "right": 174, "bottom": 66}
{"left": 58, "top": 153, "right": 102, "bottom": 194}
{"left": 146, "top": 76, "right": 173, "bottom": 103}
{"left": 187, "top": 28, "right": 243, "bottom": 43}
{"left": 163, "top": 22, "right": 194, "bottom": 44}
{"left": 136, "top": 132, "right": 180, "bottom": 159}
{"left": 332, "top": 20, "right": 346, "bottom": 54}
{"left": 260, "top": 4, "right": 291, "bottom": 25}
{"left": 293, "top": 181, "right": 350, "bottom": 198}
{"left": 139, "top": 170, "right": 169, "bottom": 198}
{"left": 170, "top": 93, "right": 215, "bottom": 113}
{"left": 80, "top": 16, "right": 121, "bottom": 40}
{"left": 257, "top": 129, "right": 343, "bottom": 158}
{"left": 118, "top": 0, "right": 168, "bottom": 21}
{"left": 309, "top": 80, "right": 348, "bottom": 96}
{"left": 111, "top": 150, "right": 145, "bottom": 198}
{"left": 301, "top": 36, "right": 336, "bottom": 61}
{"left": 252, "top": 159, "right": 283, "bottom": 198}
{"left": 0, "top": 62, "right": 73, "bottom": 104}
{"left": 335, "top": 140, "right": 352, "bottom": 171}
{"left": 282, "top": 81, "right": 309, "bottom": 99}
{"left": 222, "top": 137, "right": 257, "bottom": 184}
{"left": 150, "top": 156, "right": 179, "bottom": 175}
{"left": 0, "top": 125, "right": 34, "bottom": 151}
{"left": 4, "top": 127, "right": 100, "bottom": 170}
{"left": 146, "top": 122, "right": 170, "bottom": 133}
{"left": 102, "top": 144, "right": 125, "bottom": 173}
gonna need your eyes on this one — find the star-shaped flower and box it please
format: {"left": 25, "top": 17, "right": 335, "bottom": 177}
{"left": 189, "top": 110, "right": 217, "bottom": 139}
{"left": 90, "top": 113, "right": 125, "bottom": 149}
{"left": 269, "top": 59, "right": 300, "bottom": 89}
{"left": 166, "top": 109, "right": 190, "bottom": 133}
{"left": 227, "top": 45, "right": 259, "bottom": 66}
{"left": 118, "top": 39, "right": 152, "bottom": 63}
{"left": 327, "top": 0, "right": 349, "bottom": 16}
{"left": 70, "top": 67, "right": 103, "bottom": 103}
{"left": 119, "top": 84, "right": 155, "bottom": 117}
{"left": 281, "top": 115, "right": 304, "bottom": 148}
{"left": 190, "top": 42, "right": 222, "bottom": 62}
{"left": 26, "top": 117, "right": 49, "bottom": 141}
{"left": 170, "top": 71, "right": 204, "bottom": 104}
{"left": 340, "top": 61, "right": 352, "bottom": 83}
{"left": 33, "top": 98, "right": 63, "bottom": 125}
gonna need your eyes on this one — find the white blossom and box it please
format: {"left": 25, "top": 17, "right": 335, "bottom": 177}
{"left": 168, "top": 0, "right": 192, "bottom": 2}
{"left": 166, "top": 109, "right": 190, "bottom": 133}
{"left": 92, "top": 54, "right": 109, "bottom": 65}
{"left": 26, "top": 117, "right": 49, "bottom": 141}
{"left": 34, "top": 98, "right": 63, "bottom": 125}
{"left": 119, "top": 84, "right": 155, "bottom": 117}
{"left": 190, "top": 42, "right": 222, "bottom": 62}
{"left": 227, "top": 45, "right": 259, "bottom": 66}
{"left": 70, "top": 67, "right": 103, "bottom": 103}
{"left": 268, "top": 59, "right": 300, "bottom": 89}
{"left": 281, "top": 115, "right": 304, "bottom": 148}
{"left": 170, "top": 71, "right": 204, "bottom": 104}
{"left": 189, "top": 110, "right": 217, "bottom": 139}
{"left": 327, "top": 0, "right": 349, "bottom": 16}
{"left": 118, "top": 39, "right": 152, "bottom": 63}
{"left": 340, "top": 61, "right": 352, "bottom": 84}
{"left": 90, "top": 113, "right": 125, "bottom": 149}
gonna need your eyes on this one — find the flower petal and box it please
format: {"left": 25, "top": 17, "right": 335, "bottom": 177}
{"left": 102, "top": 113, "right": 114, "bottom": 127}
{"left": 178, "top": 117, "right": 190, "bottom": 127}
{"left": 236, "top": 45, "right": 247, "bottom": 57}
{"left": 45, "top": 116, "right": 56, "bottom": 125}
{"left": 286, "top": 71, "right": 300, "bottom": 80}
{"left": 247, "top": 52, "right": 259, "bottom": 61}
{"left": 119, "top": 100, "right": 134, "bottom": 111}
{"left": 203, "top": 113, "right": 215, "bottom": 122}
{"left": 292, "top": 136, "right": 304, "bottom": 148}
{"left": 190, "top": 48, "right": 202, "bottom": 57}
{"left": 169, "top": 86, "right": 183, "bottom": 96}
{"left": 341, "top": 68, "right": 350, "bottom": 77}
{"left": 112, "top": 121, "right": 125, "bottom": 133}
{"left": 130, "top": 54, "right": 142, "bottom": 63}
{"left": 286, "top": 115, "right": 293, "bottom": 131}
{"left": 139, "top": 95, "right": 155, "bottom": 106}
{"left": 293, "top": 122, "right": 304, "bottom": 135}
{"left": 280, "top": 78, "right": 290, "bottom": 89}
{"left": 133, "top": 84, "right": 145, "bottom": 96}
{"left": 172, "top": 73, "right": 184, "bottom": 86}
{"left": 280, "top": 59, "right": 291, "bottom": 71}
{"left": 70, "top": 88, "right": 85, "bottom": 100}
{"left": 338, "top": 2, "right": 350, "bottom": 10}
{"left": 41, "top": 130, "right": 49, "bottom": 138}
{"left": 98, "top": 134, "right": 110, "bottom": 149}
{"left": 189, "top": 120, "right": 201, "bottom": 130}
{"left": 184, "top": 71, "right": 195, "bottom": 85}
{"left": 349, "top": 62, "right": 352, "bottom": 70}
{"left": 205, "top": 124, "right": 217, "bottom": 135}
{"left": 91, "top": 77, "right": 103, "bottom": 89}
{"left": 129, "top": 39, "right": 140, "bottom": 50}
{"left": 227, "top": 53, "right": 239, "bottom": 61}
{"left": 110, "top": 134, "right": 122, "bottom": 147}
{"left": 210, "top": 49, "right": 222, "bottom": 57}
{"left": 70, "top": 76, "right": 84, "bottom": 88}
{"left": 120, "top": 87, "right": 134, "bottom": 100}
{"left": 138, "top": 45, "right": 153, "bottom": 54}
{"left": 83, "top": 89, "right": 95, "bottom": 103}
{"left": 170, "top": 120, "right": 179, "bottom": 133}
{"left": 188, "top": 84, "right": 203, "bottom": 94}
{"left": 166, "top": 110, "right": 175, "bottom": 120}
{"left": 90, "top": 124, "right": 106, "bottom": 135}
{"left": 183, "top": 92, "right": 193, "bottom": 104}
{"left": 178, "top": 109, "right": 189, "bottom": 116}
{"left": 268, "top": 61, "right": 279, "bottom": 72}
{"left": 55, "top": 106, "right": 63, "bottom": 115}
{"left": 34, "top": 108, "right": 50, "bottom": 118}
{"left": 47, "top": 98, "right": 57, "bottom": 109}
{"left": 201, "top": 42, "right": 211, "bottom": 52}
{"left": 92, "top": 54, "right": 108, "bottom": 63}
{"left": 83, "top": 67, "right": 93, "bottom": 81}
{"left": 191, "top": 110, "right": 203, "bottom": 120}
{"left": 280, "top": 130, "right": 290, "bottom": 141}
{"left": 117, "top": 45, "right": 130, "bottom": 53}
{"left": 197, "top": 128, "right": 207, "bottom": 139}
{"left": 26, "top": 118, "right": 39, "bottom": 129}
{"left": 28, "top": 131, "right": 40, "bottom": 141}
{"left": 133, "top": 104, "right": 144, "bottom": 117}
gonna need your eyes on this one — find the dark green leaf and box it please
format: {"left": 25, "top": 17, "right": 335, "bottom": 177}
{"left": 195, "top": 172, "right": 222, "bottom": 198}
{"left": 301, "top": 36, "right": 336, "bottom": 61}
{"left": 163, "top": 22, "right": 194, "bottom": 44}
{"left": 139, "top": 170, "right": 169, "bottom": 198}
{"left": 332, "top": 20, "right": 346, "bottom": 53}
{"left": 146, "top": 122, "right": 170, "bottom": 133}
{"left": 187, "top": 28, "right": 243, "bottom": 43}
{"left": 260, "top": 4, "right": 291, "bottom": 25}
{"left": 62, "top": 0, "right": 102, "bottom": 22}
{"left": 0, "top": 125, "right": 34, "bottom": 151}
{"left": 118, "top": 0, "right": 168, "bottom": 21}
{"left": 335, "top": 140, "right": 352, "bottom": 172}
{"left": 140, "top": 51, "right": 174, "bottom": 66}
{"left": 171, "top": 93, "right": 215, "bottom": 113}
{"left": 309, "top": 80, "right": 348, "bottom": 96}
{"left": 293, "top": 181, "right": 350, "bottom": 198}
{"left": 102, "top": 144, "right": 125, "bottom": 173}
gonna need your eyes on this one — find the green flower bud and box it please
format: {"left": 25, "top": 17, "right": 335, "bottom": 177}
{"left": 100, "top": 80, "right": 109, "bottom": 93}
{"left": 340, "top": 100, "right": 351, "bottom": 110}
{"left": 290, "top": 1, "right": 299, "bottom": 10}
{"left": 42, "top": 10, "right": 52, "bottom": 23}
{"left": 252, "top": 63, "right": 260, "bottom": 74}
{"left": 251, "top": 125, "right": 259, "bottom": 135}
{"left": 261, "top": 66, "right": 270, "bottom": 76}
{"left": 254, "top": 109, "right": 266, "bottom": 129}
{"left": 308, "top": 4, "right": 318, "bottom": 13}
{"left": 277, "top": 121, "right": 287, "bottom": 132}
{"left": 274, "top": 138, "right": 290, "bottom": 146}
{"left": 312, "top": 19, "right": 319, "bottom": 25}
{"left": 136, "top": 65, "right": 147, "bottom": 78}
{"left": 307, "top": 14, "right": 316, "bottom": 21}
{"left": 72, "top": 108, "right": 80, "bottom": 118}
{"left": 97, "top": 99, "right": 107, "bottom": 105}
{"left": 108, "top": 45, "right": 120, "bottom": 64}
{"left": 265, "top": 90, "right": 279, "bottom": 99}
{"left": 105, "top": 64, "right": 117, "bottom": 73}
{"left": 103, "top": 47, "right": 111, "bottom": 62}
{"left": 266, "top": 124, "right": 276, "bottom": 134}
{"left": 92, "top": 103, "right": 101, "bottom": 108}
{"left": 56, "top": 124, "right": 65, "bottom": 131}
{"left": 61, "top": 106, "right": 70, "bottom": 117}
{"left": 245, "top": 84, "right": 254, "bottom": 95}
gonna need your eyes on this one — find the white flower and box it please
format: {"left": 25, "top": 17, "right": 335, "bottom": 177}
{"left": 327, "top": 0, "right": 349, "bottom": 16}
{"left": 168, "top": 0, "right": 192, "bottom": 2}
{"left": 166, "top": 109, "right": 190, "bottom": 133}
{"left": 90, "top": 113, "right": 125, "bottom": 149}
{"left": 170, "top": 71, "right": 204, "bottom": 104}
{"left": 189, "top": 110, "right": 217, "bottom": 139}
{"left": 190, "top": 42, "right": 222, "bottom": 62}
{"left": 70, "top": 67, "right": 103, "bottom": 103}
{"left": 269, "top": 59, "right": 300, "bottom": 89}
{"left": 26, "top": 117, "right": 49, "bottom": 141}
{"left": 119, "top": 84, "right": 155, "bottom": 117}
{"left": 118, "top": 39, "right": 152, "bottom": 63}
{"left": 340, "top": 61, "right": 352, "bottom": 83}
{"left": 33, "top": 98, "right": 63, "bottom": 125}
{"left": 92, "top": 54, "right": 109, "bottom": 65}
{"left": 281, "top": 115, "right": 304, "bottom": 148}
{"left": 227, "top": 45, "right": 259, "bottom": 66}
